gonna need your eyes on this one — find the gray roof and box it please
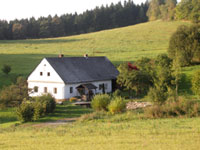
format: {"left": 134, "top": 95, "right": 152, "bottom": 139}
{"left": 46, "top": 56, "right": 119, "bottom": 84}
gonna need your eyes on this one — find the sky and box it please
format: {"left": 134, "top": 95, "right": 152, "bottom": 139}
{"left": 0, "top": 0, "right": 148, "bottom": 21}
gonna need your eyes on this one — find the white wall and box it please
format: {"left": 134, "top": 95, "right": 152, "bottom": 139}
{"left": 28, "top": 58, "right": 64, "bottom": 83}
{"left": 64, "top": 80, "right": 112, "bottom": 99}
{"left": 27, "top": 58, "right": 65, "bottom": 99}
{"left": 28, "top": 82, "right": 65, "bottom": 99}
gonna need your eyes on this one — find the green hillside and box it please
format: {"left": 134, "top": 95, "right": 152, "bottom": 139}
{"left": 0, "top": 20, "right": 193, "bottom": 87}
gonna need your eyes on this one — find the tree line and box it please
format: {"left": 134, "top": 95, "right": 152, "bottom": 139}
{"left": 0, "top": 0, "right": 148, "bottom": 40}
{"left": 147, "top": 0, "right": 177, "bottom": 21}
{"left": 147, "top": 0, "right": 200, "bottom": 23}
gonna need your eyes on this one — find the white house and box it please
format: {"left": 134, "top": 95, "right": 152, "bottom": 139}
{"left": 27, "top": 55, "right": 119, "bottom": 100}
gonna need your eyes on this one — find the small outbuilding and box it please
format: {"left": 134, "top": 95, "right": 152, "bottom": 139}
{"left": 27, "top": 55, "right": 119, "bottom": 100}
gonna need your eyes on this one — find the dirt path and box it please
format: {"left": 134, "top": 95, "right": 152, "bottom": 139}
{"left": 32, "top": 118, "right": 78, "bottom": 128}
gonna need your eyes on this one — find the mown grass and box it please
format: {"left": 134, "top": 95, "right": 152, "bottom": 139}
{"left": 0, "top": 103, "right": 93, "bottom": 128}
{"left": 0, "top": 114, "right": 200, "bottom": 150}
{"left": 0, "top": 20, "right": 192, "bottom": 88}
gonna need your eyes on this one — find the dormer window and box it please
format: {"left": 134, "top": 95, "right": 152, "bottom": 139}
{"left": 40, "top": 72, "right": 43, "bottom": 76}
{"left": 47, "top": 72, "right": 50, "bottom": 76}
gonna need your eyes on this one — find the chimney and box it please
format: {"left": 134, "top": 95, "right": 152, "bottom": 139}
{"left": 84, "top": 54, "right": 88, "bottom": 59}
{"left": 59, "top": 54, "right": 64, "bottom": 58}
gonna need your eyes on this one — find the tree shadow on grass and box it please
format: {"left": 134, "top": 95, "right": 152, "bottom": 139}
{"left": 0, "top": 38, "right": 88, "bottom": 44}
{"left": 0, "top": 109, "right": 18, "bottom": 124}
{"left": 0, "top": 116, "right": 18, "bottom": 124}
{"left": 36, "top": 104, "right": 93, "bottom": 123}
{"left": 179, "top": 74, "right": 193, "bottom": 96}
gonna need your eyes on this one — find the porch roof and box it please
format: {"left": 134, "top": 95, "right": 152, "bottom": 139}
{"left": 76, "top": 83, "right": 97, "bottom": 90}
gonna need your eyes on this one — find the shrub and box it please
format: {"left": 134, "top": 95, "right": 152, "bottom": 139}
{"left": 108, "top": 97, "right": 126, "bottom": 114}
{"left": 147, "top": 87, "right": 168, "bottom": 104}
{"left": 112, "top": 89, "right": 121, "bottom": 98}
{"left": 0, "top": 76, "right": 29, "bottom": 108}
{"left": 1, "top": 64, "right": 11, "bottom": 75}
{"left": 33, "top": 101, "right": 45, "bottom": 121}
{"left": 16, "top": 100, "right": 34, "bottom": 123}
{"left": 144, "top": 97, "right": 200, "bottom": 118}
{"left": 34, "top": 94, "right": 56, "bottom": 114}
{"left": 192, "top": 70, "right": 200, "bottom": 97}
{"left": 91, "top": 94, "right": 111, "bottom": 111}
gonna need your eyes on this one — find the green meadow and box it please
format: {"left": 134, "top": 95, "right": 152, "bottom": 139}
{"left": 1, "top": 105, "right": 200, "bottom": 150}
{"left": 0, "top": 20, "right": 196, "bottom": 88}
{"left": 1, "top": 20, "right": 200, "bottom": 150}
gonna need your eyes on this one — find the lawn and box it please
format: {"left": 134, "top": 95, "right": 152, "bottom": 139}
{"left": 0, "top": 103, "right": 92, "bottom": 128}
{"left": 1, "top": 109, "right": 200, "bottom": 150}
{"left": 0, "top": 20, "right": 192, "bottom": 88}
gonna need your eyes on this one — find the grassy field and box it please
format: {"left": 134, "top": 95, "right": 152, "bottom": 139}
{"left": 1, "top": 20, "right": 200, "bottom": 149}
{"left": 0, "top": 20, "right": 193, "bottom": 88}
{"left": 1, "top": 105, "right": 200, "bottom": 150}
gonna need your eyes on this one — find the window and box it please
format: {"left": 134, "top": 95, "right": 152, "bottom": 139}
{"left": 44, "top": 87, "right": 47, "bottom": 93}
{"left": 99, "top": 84, "right": 105, "bottom": 90}
{"left": 104, "top": 83, "right": 108, "bottom": 90}
{"left": 34, "top": 86, "right": 38, "bottom": 93}
{"left": 40, "top": 72, "right": 43, "bottom": 76}
{"left": 99, "top": 84, "right": 102, "bottom": 90}
{"left": 54, "top": 88, "right": 57, "bottom": 94}
{"left": 47, "top": 72, "right": 50, "bottom": 76}
{"left": 70, "top": 87, "right": 73, "bottom": 94}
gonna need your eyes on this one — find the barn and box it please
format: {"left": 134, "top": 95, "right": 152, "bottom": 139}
{"left": 27, "top": 55, "right": 119, "bottom": 100}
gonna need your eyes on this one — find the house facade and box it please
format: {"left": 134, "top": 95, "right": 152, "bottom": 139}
{"left": 27, "top": 56, "right": 119, "bottom": 100}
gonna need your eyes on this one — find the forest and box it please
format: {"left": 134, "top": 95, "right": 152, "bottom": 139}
{"left": 1, "top": 0, "right": 199, "bottom": 40}
{"left": 0, "top": 0, "right": 148, "bottom": 40}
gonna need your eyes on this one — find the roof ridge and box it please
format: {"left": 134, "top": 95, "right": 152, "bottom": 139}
{"left": 46, "top": 56, "right": 106, "bottom": 59}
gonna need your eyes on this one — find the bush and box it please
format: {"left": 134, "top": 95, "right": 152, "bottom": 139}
{"left": 91, "top": 94, "right": 111, "bottom": 111}
{"left": 1, "top": 64, "right": 11, "bottom": 75}
{"left": 192, "top": 70, "right": 200, "bottom": 97}
{"left": 16, "top": 100, "right": 34, "bottom": 123}
{"left": 33, "top": 101, "right": 46, "bottom": 121}
{"left": 34, "top": 94, "right": 56, "bottom": 114}
{"left": 15, "top": 94, "right": 56, "bottom": 123}
{"left": 144, "top": 97, "right": 200, "bottom": 118}
{"left": 108, "top": 97, "right": 126, "bottom": 114}
{"left": 112, "top": 89, "right": 121, "bottom": 98}
{"left": 147, "top": 87, "right": 168, "bottom": 104}
{"left": 0, "top": 77, "right": 29, "bottom": 108}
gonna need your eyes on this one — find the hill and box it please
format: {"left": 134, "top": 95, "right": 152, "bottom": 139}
{"left": 0, "top": 20, "right": 194, "bottom": 88}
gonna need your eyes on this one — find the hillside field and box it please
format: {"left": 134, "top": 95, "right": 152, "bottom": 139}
{"left": 1, "top": 20, "right": 200, "bottom": 150}
{"left": 1, "top": 20, "right": 199, "bottom": 88}
{"left": 1, "top": 106, "right": 200, "bottom": 150}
